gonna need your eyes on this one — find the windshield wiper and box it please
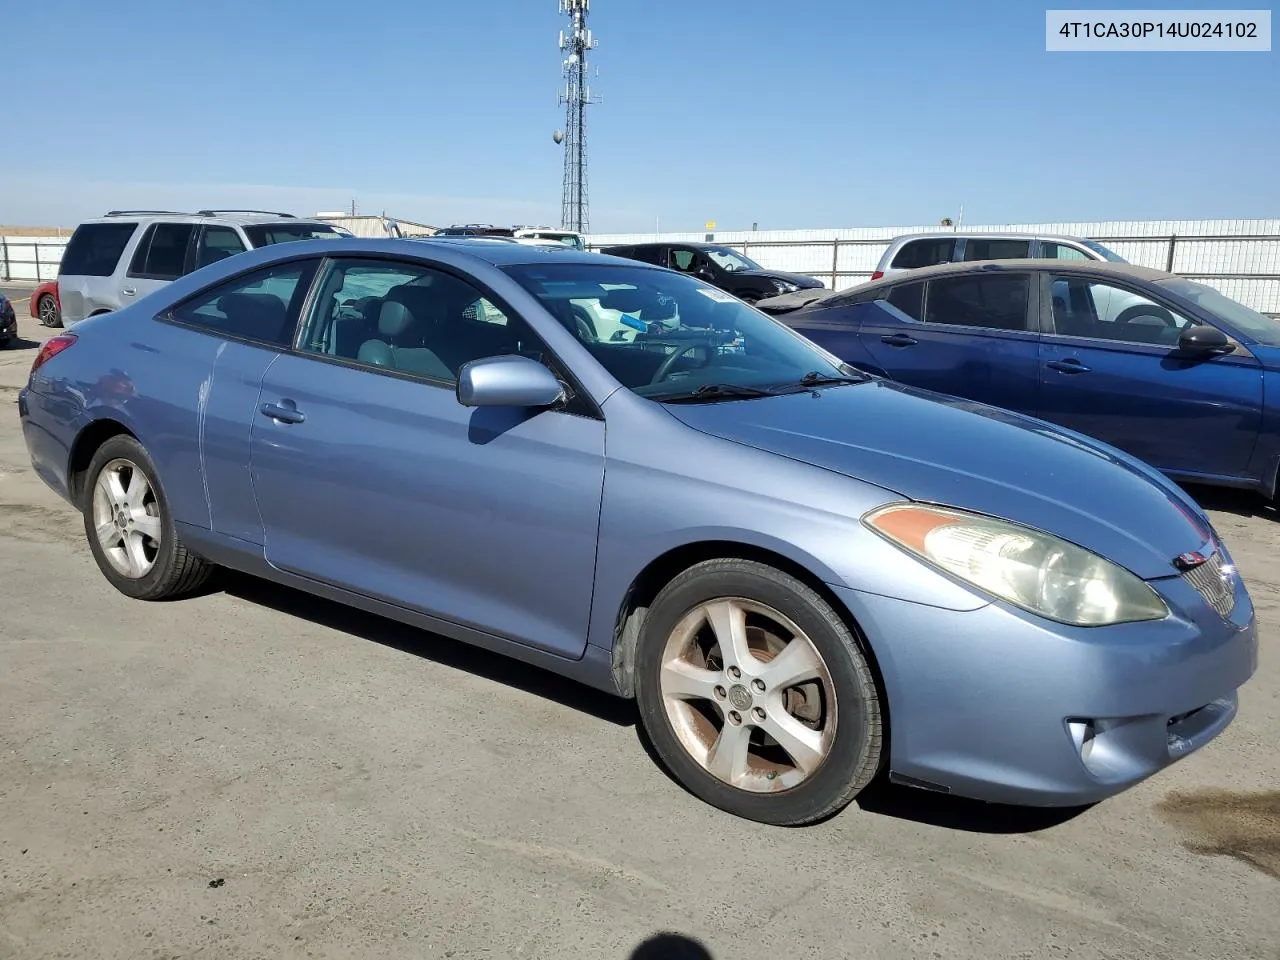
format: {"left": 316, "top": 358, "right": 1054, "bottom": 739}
{"left": 793, "top": 370, "right": 871, "bottom": 388}
{"left": 655, "top": 383, "right": 779, "bottom": 403}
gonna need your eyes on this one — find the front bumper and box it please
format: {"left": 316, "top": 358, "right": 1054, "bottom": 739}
{"left": 1, "top": 307, "right": 15, "bottom": 341}
{"left": 832, "top": 569, "right": 1257, "bottom": 807}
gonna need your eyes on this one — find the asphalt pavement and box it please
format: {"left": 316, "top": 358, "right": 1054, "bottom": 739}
{"left": 0, "top": 309, "right": 1277, "bottom": 960}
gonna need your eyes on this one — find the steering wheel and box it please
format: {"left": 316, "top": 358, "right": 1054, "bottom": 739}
{"left": 1115, "top": 304, "right": 1177, "bottom": 329}
{"left": 651, "top": 341, "right": 711, "bottom": 384}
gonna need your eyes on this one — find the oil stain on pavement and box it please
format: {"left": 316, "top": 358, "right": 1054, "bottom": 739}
{"left": 1156, "top": 789, "right": 1280, "bottom": 879}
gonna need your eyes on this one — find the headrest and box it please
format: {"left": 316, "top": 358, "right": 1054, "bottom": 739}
{"left": 379, "top": 300, "right": 415, "bottom": 338}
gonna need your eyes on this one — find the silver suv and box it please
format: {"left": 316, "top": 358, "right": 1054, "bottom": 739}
{"left": 871, "top": 231, "right": 1128, "bottom": 281}
{"left": 56, "top": 209, "right": 352, "bottom": 326}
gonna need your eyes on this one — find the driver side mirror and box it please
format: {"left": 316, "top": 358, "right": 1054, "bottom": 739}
{"left": 456, "top": 355, "right": 566, "bottom": 408}
{"left": 693, "top": 262, "right": 717, "bottom": 281}
{"left": 1177, "top": 324, "right": 1235, "bottom": 356}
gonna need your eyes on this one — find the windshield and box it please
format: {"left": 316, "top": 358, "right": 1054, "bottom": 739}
{"left": 502, "top": 262, "right": 849, "bottom": 401}
{"left": 244, "top": 223, "right": 347, "bottom": 247}
{"left": 519, "top": 231, "right": 585, "bottom": 250}
{"left": 703, "top": 246, "right": 762, "bottom": 273}
{"left": 1080, "top": 239, "right": 1128, "bottom": 263}
{"left": 1158, "top": 278, "right": 1280, "bottom": 345}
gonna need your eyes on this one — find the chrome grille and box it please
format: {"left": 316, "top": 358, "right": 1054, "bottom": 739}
{"left": 1182, "top": 551, "right": 1235, "bottom": 619}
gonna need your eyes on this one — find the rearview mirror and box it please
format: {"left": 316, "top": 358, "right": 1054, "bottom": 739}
{"left": 1178, "top": 324, "right": 1235, "bottom": 356}
{"left": 456, "top": 355, "right": 566, "bottom": 408}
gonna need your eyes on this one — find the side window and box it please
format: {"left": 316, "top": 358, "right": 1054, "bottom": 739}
{"left": 890, "top": 239, "right": 956, "bottom": 270}
{"left": 1048, "top": 276, "right": 1193, "bottom": 346}
{"left": 924, "top": 274, "right": 1030, "bottom": 331}
{"left": 128, "top": 222, "right": 196, "bottom": 280}
{"left": 296, "top": 257, "right": 548, "bottom": 384}
{"left": 885, "top": 281, "right": 924, "bottom": 321}
{"left": 670, "top": 249, "right": 696, "bottom": 271}
{"left": 631, "top": 246, "right": 666, "bottom": 266}
{"left": 195, "top": 226, "right": 247, "bottom": 269}
{"left": 59, "top": 222, "right": 138, "bottom": 276}
{"left": 961, "top": 238, "right": 1032, "bottom": 261}
{"left": 169, "top": 259, "right": 318, "bottom": 347}
{"left": 1039, "top": 242, "right": 1091, "bottom": 261}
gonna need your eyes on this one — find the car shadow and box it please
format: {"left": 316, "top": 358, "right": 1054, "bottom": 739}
{"left": 217, "top": 570, "right": 637, "bottom": 728}
{"left": 634, "top": 718, "right": 1088, "bottom": 833}
{"left": 3, "top": 337, "right": 41, "bottom": 351}
{"left": 1183, "top": 482, "right": 1278, "bottom": 522}
{"left": 852, "top": 778, "right": 1092, "bottom": 834}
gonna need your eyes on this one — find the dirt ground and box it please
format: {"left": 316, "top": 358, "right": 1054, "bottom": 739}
{"left": 1, "top": 308, "right": 1276, "bottom": 960}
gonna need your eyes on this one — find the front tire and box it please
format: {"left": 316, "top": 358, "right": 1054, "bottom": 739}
{"left": 81, "top": 434, "right": 214, "bottom": 600}
{"left": 635, "top": 558, "right": 883, "bottom": 825}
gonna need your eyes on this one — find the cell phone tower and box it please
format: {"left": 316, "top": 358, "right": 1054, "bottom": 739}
{"left": 553, "top": 0, "right": 598, "bottom": 234}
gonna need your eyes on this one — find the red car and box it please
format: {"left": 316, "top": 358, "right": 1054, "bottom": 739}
{"left": 31, "top": 280, "right": 61, "bottom": 327}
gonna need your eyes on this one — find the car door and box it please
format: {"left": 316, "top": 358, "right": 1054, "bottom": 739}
{"left": 159, "top": 256, "right": 322, "bottom": 542}
{"left": 855, "top": 271, "right": 1042, "bottom": 412}
{"left": 1036, "top": 272, "right": 1263, "bottom": 478}
{"left": 249, "top": 255, "right": 607, "bottom": 660}
{"left": 122, "top": 221, "right": 198, "bottom": 306}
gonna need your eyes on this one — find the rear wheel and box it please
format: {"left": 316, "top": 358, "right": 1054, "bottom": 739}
{"left": 81, "top": 434, "right": 214, "bottom": 600}
{"left": 635, "top": 558, "right": 883, "bottom": 825}
{"left": 37, "top": 294, "right": 62, "bottom": 328}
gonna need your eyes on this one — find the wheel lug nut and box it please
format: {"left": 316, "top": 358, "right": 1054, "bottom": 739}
{"left": 728, "top": 711, "right": 742, "bottom": 725}
{"left": 714, "top": 685, "right": 727, "bottom": 700}
{"left": 753, "top": 707, "right": 766, "bottom": 722}
{"left": 727, "top": 666, "right": 741, "bottom": 680}
{"left": 752, "top": 679, "right": 765, "bottom": 693}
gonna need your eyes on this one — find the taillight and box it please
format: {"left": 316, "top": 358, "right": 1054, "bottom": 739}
{"left": 870, "top": 270, "right": 884, "bottom": 281}
{"left": 30, "top": 334, "right": 77, "bottom": 376}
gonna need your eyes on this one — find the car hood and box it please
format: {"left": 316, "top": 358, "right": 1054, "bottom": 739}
{"left": 664, "top": 380, "right": 1214, "bottom": 580}
{"left": 734, "top": 269, "right": 826, "bottom": 289}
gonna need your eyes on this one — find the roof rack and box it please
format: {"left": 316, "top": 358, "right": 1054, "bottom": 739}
{"left": 104, "top": 209, "right": 189, "bottom": 217}
{"left": 195, "top": 209, "right": 296, "bottom": 218}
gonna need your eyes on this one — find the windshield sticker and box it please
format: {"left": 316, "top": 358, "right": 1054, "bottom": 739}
{"left": 697, "top": 287, "right": 737, "bottom": 303}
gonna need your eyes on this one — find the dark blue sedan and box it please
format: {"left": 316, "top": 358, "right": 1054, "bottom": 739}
{"left": 765, "top": 260, "right": 1280, "bottom": 498}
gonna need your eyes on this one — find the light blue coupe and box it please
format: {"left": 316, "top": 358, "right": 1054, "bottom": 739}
{"left": 19, "top": 237, "right": 1257, "bottom": 825}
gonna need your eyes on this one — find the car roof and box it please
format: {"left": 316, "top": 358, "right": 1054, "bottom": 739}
{"left": 603, "top": 240, "right": 724, "bottom": 250}
{"left": 888, "top": 231, "right": 1099, "bottom": 244}
{"left": 76, "top": 211, "right": 327, "bottom": 228}
{"left": 352, "top": 235, "right": 624, "bottom": 267}
{"left": 854, "top": 258, "right": 1175, "bottom": 291}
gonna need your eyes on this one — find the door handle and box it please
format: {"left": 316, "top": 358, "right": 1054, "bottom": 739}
{"left": 1046, "top": 358, "right": 1091, "bottom": 374}
{"left": 880, "top": 333, "right": 918, "bottom": 347}
{"left": 121, "top": 287, "right": 137, "bottom": 297}
{"left": 259, "top": 401, "right": 306, "bottom": 424}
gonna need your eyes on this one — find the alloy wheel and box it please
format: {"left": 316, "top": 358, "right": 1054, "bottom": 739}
{"left": 658, "top": 597, "right": 837, "bottom": 792}
{"left": 91, "top": 458, "right": 162, "bottom": 579}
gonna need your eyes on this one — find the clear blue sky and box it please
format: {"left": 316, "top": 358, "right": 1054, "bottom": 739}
{"left": 2, "top": 0, "right": 1276, "bottom": 232}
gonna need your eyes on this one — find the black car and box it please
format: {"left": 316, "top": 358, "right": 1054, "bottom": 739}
{"left": 0, "top": 293, "right": 17, "bottom": 346}
{"left": 599, "top": 241, "right": 824, "bottom": 303}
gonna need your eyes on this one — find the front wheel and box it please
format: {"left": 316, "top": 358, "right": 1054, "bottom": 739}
{"left": 635, "top": 558, "right": 883, "bottom": 825}
{"left": 82, "top": 434, "right": 214, "bottom": 600}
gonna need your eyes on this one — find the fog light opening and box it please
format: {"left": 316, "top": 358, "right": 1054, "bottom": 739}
{"left": 1067, "top": 718, "right": 1097, "bottom": 764}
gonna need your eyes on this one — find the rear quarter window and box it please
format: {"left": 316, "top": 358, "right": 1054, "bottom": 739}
{"left": 891, "top": 238, "right": 956, "bottom": 270}
{"left": 58, "top": 222, "right": 138, "bottom": 277}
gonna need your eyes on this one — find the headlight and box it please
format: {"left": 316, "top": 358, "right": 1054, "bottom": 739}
{"left": 772, "top": 279, "right": 799, "bottom": 293}
{"left": 863, "top": 503, "right": 1169, "bottom": 627}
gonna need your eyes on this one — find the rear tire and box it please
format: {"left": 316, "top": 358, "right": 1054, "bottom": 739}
{"left": 81, "top": 434, "right": 214, "bottom": 600}
{"left": 635, "top": 558, "right": 883, "bottom": 825}
{"left": 37, "top": 294, "right": 62, "bottom": 328}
